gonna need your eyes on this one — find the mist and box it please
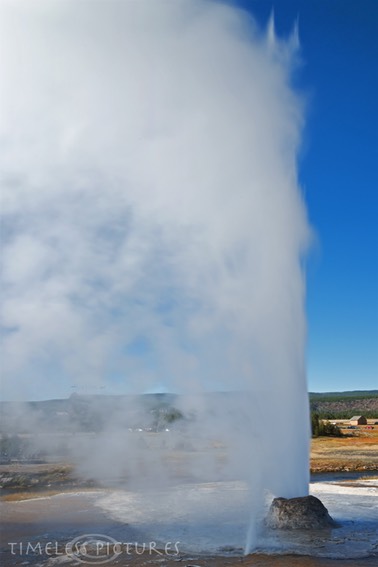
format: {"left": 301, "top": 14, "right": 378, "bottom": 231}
{"left": 0, "top": 0, "right": 311, "bottom": 553}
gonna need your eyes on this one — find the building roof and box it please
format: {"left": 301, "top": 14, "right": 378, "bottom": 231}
{"left": 350, "top": 416, "right": 365, "bottom": 420}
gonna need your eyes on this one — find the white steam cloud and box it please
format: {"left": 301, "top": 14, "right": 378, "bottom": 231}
{"left": 0, "top": 0, "right": 311, "bottom": 552}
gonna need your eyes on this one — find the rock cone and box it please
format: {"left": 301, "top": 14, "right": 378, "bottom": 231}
{"left": 266, "top": 495, "right": 336, "bottom": 530}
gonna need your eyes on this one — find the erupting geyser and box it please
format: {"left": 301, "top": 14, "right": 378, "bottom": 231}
{"left": 0, "top": 0, "right": 311, "bottom": 554}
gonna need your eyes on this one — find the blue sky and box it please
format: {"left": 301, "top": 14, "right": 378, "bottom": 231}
{"left": 237, "top": 0, "right": 378, "bottom": 391}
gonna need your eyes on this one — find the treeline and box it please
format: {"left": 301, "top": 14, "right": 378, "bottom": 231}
{"left": 314, "top": 410, "right": 378, "bottom": 420}
{"left": 311, "top": 412, "right": 342, "bottom": 437}
{"left": 0, "top": 435, "right": 46, "bottom": 461}
{"left": 309, "top": 391, "right": 378, "bottom": 402}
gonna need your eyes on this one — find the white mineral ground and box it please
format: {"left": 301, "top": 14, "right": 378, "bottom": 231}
{"left": 1, "top": 478, "right": 377, "bottom": 567}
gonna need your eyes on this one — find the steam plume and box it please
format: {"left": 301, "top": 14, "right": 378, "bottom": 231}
{"left": 0, "top": 0, "right": 311, "bottom": 552}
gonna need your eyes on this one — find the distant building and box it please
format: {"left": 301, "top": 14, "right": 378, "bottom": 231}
{"left": 349, "top": 415, "right": 367, "bottom": 426}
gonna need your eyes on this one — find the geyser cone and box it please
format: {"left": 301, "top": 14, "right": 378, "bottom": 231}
{"left": 266, "top": 495, "right": 336, "bottom": 530}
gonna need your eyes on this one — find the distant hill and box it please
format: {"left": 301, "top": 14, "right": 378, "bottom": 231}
{"left": 1, "top": 390, "right": 377, "bottom": 435}
{"left": 309, "top": 390, "right": 378, "bottom": 400}
{"left": 0, "top": 392, "right": 180, "bottom": 435}
{"left": 309, "top": 390, "right": 378, "bottom": 419}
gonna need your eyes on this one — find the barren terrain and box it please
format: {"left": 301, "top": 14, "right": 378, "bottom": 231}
{"left": 310, "top": 424, "right": 378, "bottom": 473}
{"left": 1, "top": 425, "right": 377, "bottom": 567}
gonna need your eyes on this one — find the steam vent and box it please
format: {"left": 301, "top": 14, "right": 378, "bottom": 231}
{"left": 266, "top": 495, "right": 337, "bottom": 530}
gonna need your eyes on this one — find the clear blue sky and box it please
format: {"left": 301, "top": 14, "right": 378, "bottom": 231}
{"left": 236, "top": 0, "right": 378, "bottom": 391}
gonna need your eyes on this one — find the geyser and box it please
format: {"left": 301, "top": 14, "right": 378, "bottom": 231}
{"left": 0, "top": 0, "right": 311, "bottom": 554}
